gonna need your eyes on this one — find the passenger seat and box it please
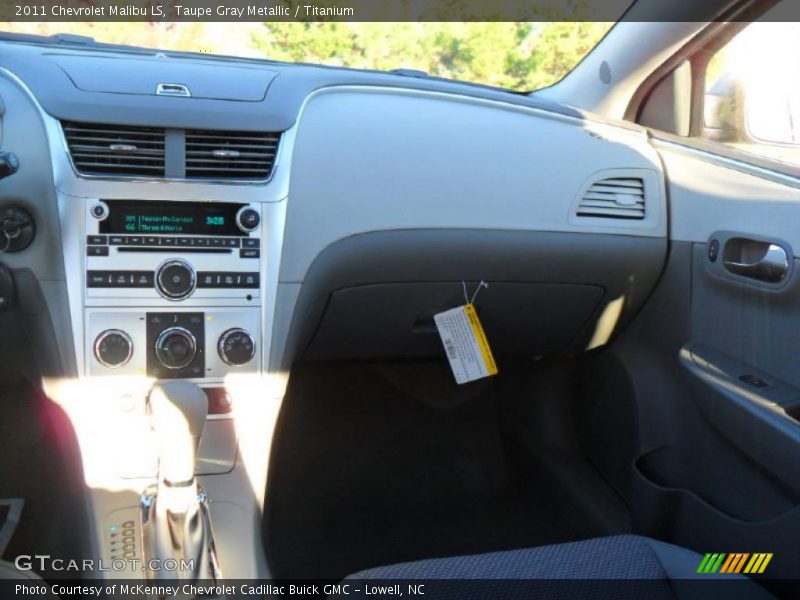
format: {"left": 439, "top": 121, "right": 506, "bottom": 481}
{"left": 342, "top": 535, "right": 773, "bottom": 599}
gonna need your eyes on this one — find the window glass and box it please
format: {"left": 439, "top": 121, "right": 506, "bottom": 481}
{"left": 702, "top": 21, "right": 800, "bottom": 167}
{"left": 0, "top": 22, "right": 615, "bottom": 92}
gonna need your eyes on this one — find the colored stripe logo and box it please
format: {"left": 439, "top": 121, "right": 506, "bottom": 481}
{"left": 697, "top": 552, "right": 773, "bottom": 574}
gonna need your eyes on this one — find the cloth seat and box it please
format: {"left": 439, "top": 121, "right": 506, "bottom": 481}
{"left": 341, "top": 535, "right": 773, "bottom": 599}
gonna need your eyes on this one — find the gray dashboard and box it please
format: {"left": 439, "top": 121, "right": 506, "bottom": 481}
{"left": 0, "top": 40, "right": 586, "bottom": 131}
{"left": 0, "top": 39, "right": 669, "bottom": 378}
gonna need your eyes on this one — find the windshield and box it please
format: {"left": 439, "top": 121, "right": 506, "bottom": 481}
{"left": 0, "top": 22, "right": 613, "bottom": 91}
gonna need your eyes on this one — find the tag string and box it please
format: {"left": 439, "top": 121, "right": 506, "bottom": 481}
{"left": 462, "top": 280, "right": 489, "bottom": 305}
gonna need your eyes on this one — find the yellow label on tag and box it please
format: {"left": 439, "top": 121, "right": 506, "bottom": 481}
{"left": 464, "top": 304, "right": 498, "bottom": 376}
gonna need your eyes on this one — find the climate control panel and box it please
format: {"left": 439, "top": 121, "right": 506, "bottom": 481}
{"left": 146, "top": 312, "right": 205, "bottom": 379}
{"left": 87, "top": 307, "right": 260, "bottom": 380}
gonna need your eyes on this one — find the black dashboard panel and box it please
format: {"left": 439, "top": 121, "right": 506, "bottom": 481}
{"left": 282, "top": 230, "right": 667, "bottom": 367}
{"left": 100, "top": 200, "right": 244, "bottom": 236}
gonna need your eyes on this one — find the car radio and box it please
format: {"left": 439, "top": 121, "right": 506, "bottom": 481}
{"left": 84, "top": 199, "right": 261, "bottom": 300}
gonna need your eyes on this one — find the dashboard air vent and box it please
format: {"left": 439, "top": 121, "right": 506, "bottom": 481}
{"left": 62, "top": 122, "right": 165, "bottom": 177}
{"left": 185, "top": 130, "right": 280, "bottom": 180}
{"left": 576, "top": 177, "right": 646, "bottom": 220}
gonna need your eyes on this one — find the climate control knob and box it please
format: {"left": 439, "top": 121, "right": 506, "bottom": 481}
{"left": 218, "top": 328, "right": 256, "bottom": 366}
{"left": 156, "top": 259, "right": 195, "bottom": 300}
{"left": 94, "top": 329, "right": 133, "bottom": 368}
{"left": 155, "top": 327, "right": 197, "bottom": 370}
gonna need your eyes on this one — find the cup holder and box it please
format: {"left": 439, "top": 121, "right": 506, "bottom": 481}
{"left": 635, "top": 446, "right": 800, "bottom": 523}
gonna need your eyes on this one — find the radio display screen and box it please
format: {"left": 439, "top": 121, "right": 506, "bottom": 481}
{"left": 100, "top": 200, "right": 245, "bottom": 236}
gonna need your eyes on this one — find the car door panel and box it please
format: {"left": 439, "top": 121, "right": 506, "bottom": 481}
{"left": 593, "top": 144, "right": 800, "bottom": 581}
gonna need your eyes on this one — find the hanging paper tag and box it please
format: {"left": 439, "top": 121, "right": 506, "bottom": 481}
{"left": 434, "top": 303, "right": 498, "bottom": 384}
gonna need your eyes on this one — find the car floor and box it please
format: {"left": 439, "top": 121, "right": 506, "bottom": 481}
{"left": 264, "top": 357, "right": 633, "bottom": 581}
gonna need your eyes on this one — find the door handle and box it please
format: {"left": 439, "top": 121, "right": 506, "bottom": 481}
{"left": 723, "top": 243, "right": 789, "bottom": 283}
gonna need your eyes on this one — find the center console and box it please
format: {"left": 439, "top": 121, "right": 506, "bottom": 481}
{"left": 83, "top": 199, "right": 262, "bottom": 392}
{"left": 1, "top": 57, "right": 295, "bottom": 588}
{"left": 62, "top": 194, "right": 281, "bottom": 585}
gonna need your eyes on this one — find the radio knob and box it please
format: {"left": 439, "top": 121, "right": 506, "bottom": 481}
{"left": 155, "top": 327, "right": 197, "bottom": 370}
{"left": 156, "top": 259, "right": 195, "bottom": 300}
{"left": 236, "top": 207, "right": 260, "bottom": 233}
{"left": 94, "top": 329, "right": 133, "bottom": 368}
{"left": 90, "top": 202, "right": 109, "bottom": 220}
{"left": 218, "top": 328, "right": 256, "bottom": 366}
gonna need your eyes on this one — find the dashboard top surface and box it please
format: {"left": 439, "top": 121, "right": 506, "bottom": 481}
{"left": 0, "top": 38, "right": 601, "bottom": 132}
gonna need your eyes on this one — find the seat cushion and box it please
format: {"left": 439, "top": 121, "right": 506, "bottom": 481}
{"left": 348, "top": 535, "right": 689, "bottom": 580}
{"left": 342, "top": 535, "right": 773, "bottom": 600}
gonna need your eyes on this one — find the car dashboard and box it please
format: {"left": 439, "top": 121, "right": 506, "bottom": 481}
{"left": 0, "top": 40, "right": 668, "bottom": 581}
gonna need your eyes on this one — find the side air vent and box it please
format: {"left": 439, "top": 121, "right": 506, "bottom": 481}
{"left": 185, "top": 130, "right": 280, "bottom": 180}
{"left": 62, "top": 122, "right": 165, "bottom": 177}
{"left": 576, "top": 177, "right": 645, "bottom": 220}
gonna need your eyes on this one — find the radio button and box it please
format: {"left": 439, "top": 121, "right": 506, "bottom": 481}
{"left": 156, "top": 260, "right": 195, "bottom": 300}
{"left": 242, "top": 238, "right": 260, "bottom": 248}
{"left": 198, "top": 273, "right": 218, "bottom": 288}
{"left": 87, "top": 235, "right": 107, "bottom": 245}
{"left": 224, "top": 238, "right": 240, "bottom": 248}
{"left": 145, "top": 237, "right": 159, "bottom": 246}
{"left": 87, "top": 246, "right": 109, "bottom": 257}
{"left": 109, "top": 235, "right": 126, "bottom": 245}
{"left": 240, "top": 248, "right": 259, "bottom": 259}
{"left": 87, "top": 271, "right": 110, "bottom": 287}
{"left": 127, "top": 236, "right": 144, "bottom": 245}
{"left": 177, "top": 237, "right": 192, "bottom": 247}
{"left": 240, "top": 273, "right": 259, "bottom": 288}
{"left": 209, "top": 238, "right": 224, "bottom": 248}
{"left": 161, "top": 237, "right": 176, "bottom": 246}
{"left": 134, "top": 272, "right": 154, "bottom": 287}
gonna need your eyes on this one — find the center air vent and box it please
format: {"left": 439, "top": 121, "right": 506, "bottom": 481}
{"left": 62, "top": 122, "right": 165, "bottom": 177}
{"left": 576, "top": 176, "right": 646, "bottom": 220}
{"left": 185, "top": 130, "right": 280, "bottom": 180}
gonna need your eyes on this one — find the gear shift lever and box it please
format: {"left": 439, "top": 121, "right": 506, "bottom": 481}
{"left": 141, "top": 382, "right": 222, "bottom": 585}
{"left": 149, "top": 381, "right": 207, "bottom": 486}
